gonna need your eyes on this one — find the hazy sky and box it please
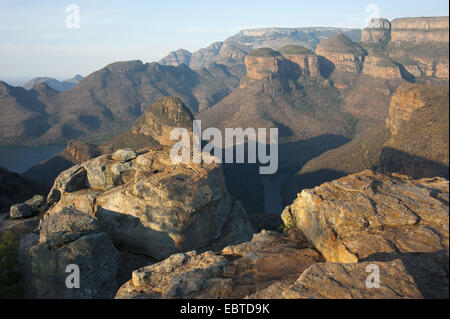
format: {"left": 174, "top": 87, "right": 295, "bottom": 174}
{"left": 0, "top": 0, "right": 448, "bottom": 83}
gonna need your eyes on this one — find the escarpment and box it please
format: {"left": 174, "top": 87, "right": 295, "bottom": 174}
{"left": 391, "top": 16, "right": 449, "bottom": 44}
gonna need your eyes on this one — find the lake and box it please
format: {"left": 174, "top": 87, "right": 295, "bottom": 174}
{"left": 0, "top": 145, "right": 66, "bottom": 174}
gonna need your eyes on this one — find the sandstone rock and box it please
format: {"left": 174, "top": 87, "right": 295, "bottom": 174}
{"left": 132, "top": 96, "right": 194, "bottom": 146}
{"left": 244, "top": 48, "right": 285, "bottom": 81}
{"left": 315, "top": 33, "right": 367, "bottom": 74}
{"left": 282, "top": 170, "right": 449, "bottom": 264}
{"left": 45, "top": 148, "right": 253, "bottom": 261}
{"left": 391, "top": 17, "right": 449, "bottom": 43}
{"left": 386, "top": 83, "right": 443, "bottom": 135}
{"left": 47, "top": 165, "right": 87, "bottom": 203}
{"left": 362, "top": 55, "right": 403, "bottom": 80}
{"left": 24, "top": 207, "right": 120, "bottom": 298}
{"left": 279, "top": 45, "right": 321, "bottom": 77}
{"left": 275, "top": 260, "right": 423, "bottom": 299}
{"left": 115, "top": 230, "right": 322, "bottom": 299}
{"left": 361, "top": 18, "right": 391, "bottom": 43}
{"left": 24, "top": 195, "right": 45, "bottom": 214}
{"left": 38, "top": 208, "right": 103, "bottom": 246}
{"left": 111, "top": 148, "right": 137, "bottom": 162}
{"left": 9, "top": 203, "right": 33, "bottom": 219}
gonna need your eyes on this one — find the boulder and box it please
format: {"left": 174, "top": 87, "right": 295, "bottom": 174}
{"left": 24, "top": 207, "right": 120, "bottom": 299}
{"left": 115, "top": 230, "right": 322, "bottom": 299}
{"left": 250, "top": 260, "right": 423, "bottom": 299}
{"left": 9, "top": 203, "right": 33, "bottom": 219}
{"left": 281, "top": 170, "right": 448, "bottom": 298}
{"left": 111, "top": 148, "right": 137, "bottom": 162}
{"left": 44, "top": 148, "right": 254, "bottom": 260}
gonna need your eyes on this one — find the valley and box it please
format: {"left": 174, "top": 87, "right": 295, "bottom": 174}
{"left": 0, "top": 11, "right": 449, "bottom": 301}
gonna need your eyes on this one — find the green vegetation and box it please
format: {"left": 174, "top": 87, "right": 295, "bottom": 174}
{"left": 321, "top": 33, "right": 367, "bottom": 56}
{"left": 0, "top": 231, "right": 23, "bottom": 299}
{"left": 280, "top": 213, "right": 296, "bottom": 233}
{"left": 278, "top": 45, "right": 314, "bottom": 56}
{"left": 247, "top": 47, "right": 282, "bottom": 57}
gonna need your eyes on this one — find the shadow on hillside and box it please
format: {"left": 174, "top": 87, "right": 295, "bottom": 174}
{"left": 219, "top": 134, "right": 350, "bottom": 214}
{"left": 282, "top": 168, "right": 348, "bottom": 206}
{"left": 318, "top": 56, "right": 335, "bottom": 78}
{"left": 378, "top": 147, "right": 449, "bottom": 179}
{"left": 362, "top": 250, "right": 449, "bottom": 299}
{"left": 23, "top": 155, "right": 76, "bottom": 187}
{"left": 283, "top": 147, "right": 450, "bottom": 207}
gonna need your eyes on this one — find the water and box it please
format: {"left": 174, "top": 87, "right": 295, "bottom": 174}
{"left": 0, "top": 145, "right": 66, "bottom": 174}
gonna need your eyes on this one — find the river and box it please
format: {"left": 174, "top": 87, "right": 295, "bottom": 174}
{"left": 0, "top": 145, "right": 66, "bottom": 174}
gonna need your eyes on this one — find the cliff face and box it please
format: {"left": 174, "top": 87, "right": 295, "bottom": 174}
{"left": 278, "top": 45, "right": 321, "bottom": 77}
{"left": 243, "top": 49, "right": 285, "bottom": 81}
{"left": 386, "top": 83, "right": 440, "bottom": 135}
{"left": 361, "top": 18, "right": 391, "bottom": 43}
{"left": 362, "top": 55, "right": 402, "bottom": 80}
{"left": 391, "top": 17, "right": 449, "bottom": 43}
{"left": 315, "top": 33, "right": 367, "bottom": 74}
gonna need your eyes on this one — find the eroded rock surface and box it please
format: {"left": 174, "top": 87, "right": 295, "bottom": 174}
{"left": 45, "top": 148, "right": 253, "bottom": 260}
{"left": 281, "top": 170, "right": 448, "bottom": 298}
{"left": 115, "top": 230, "right": 322, "bottom": 299}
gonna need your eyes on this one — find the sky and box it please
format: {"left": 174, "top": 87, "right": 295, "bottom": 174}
{"left": 0, "top": 0, "right": 448, "bottom": 84}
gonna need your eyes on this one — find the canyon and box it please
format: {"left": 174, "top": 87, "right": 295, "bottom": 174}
{"left": 0, "top": 15, "right": 449, "bottom": 300}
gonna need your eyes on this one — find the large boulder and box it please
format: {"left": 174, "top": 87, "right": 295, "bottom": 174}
{"left": 281, "top": 170, "right": 448, "bottom": 298}
{"left": 24, "top": 208, "right": 120, "bottom": 298}
{"left": 45, "top": 148, "right": 254, "bottom": 260}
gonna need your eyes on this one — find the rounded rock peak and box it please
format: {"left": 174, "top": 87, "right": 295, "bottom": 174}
{"left": 247, "top": 47, "right": 282, "bottom": 58}
{"left": 317, "top": 33, "right": 366, "bottom": 55}
{"left": 278, "top": 45, "right": 315, "bottom": 56}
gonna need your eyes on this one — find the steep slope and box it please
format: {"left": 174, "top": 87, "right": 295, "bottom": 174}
{"left": 0, "top": 167, "right": 46, "bottom": 214}
{"left": 0, "top": 81, "right": 50, "bottom": 146}
{"left": 0, "top": 61, "right": 239, "bottom": 146}
{"left": 282, "top": 83, "right": 449, "bottom": 204}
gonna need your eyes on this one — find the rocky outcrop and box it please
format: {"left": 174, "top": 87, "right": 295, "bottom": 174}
{"left": 249, "top": 259, "right": 423, "bottom": 299}
{"left": 276, "top": 171, "right": 449, "bottom": 298}
{"left": 23, "top": 145, "right": 253, "bottom": 298}
{"left": 44, "top": 147, "right": 253, "bottom": 260}
{"left": 282, "top": 171, "right": 448, "bottom": 264}
{"left": 9, "top": 195, "right": 45, "bottom": 219}
{"left": 362, "top": 55, "right": 402, "bottom": 80}
{"left": 117, "top": 170, "right": 449, "bottom": 299}
{"left": 24, "top": 208, "right": 120, "bottom": 298}
{"left": 131, "top": 96, "right": 193, "bottom": 146}
{"left": 361, "top": 18, "right": 391, "bottom": 43}
{"left": 386, "top": 83, "right": 439, "bottom": 135}
{"left": 391, "top": 17, "right": 449, "bottom": 43}
{"left": 243, "top": 48, "right": 285, "bottom": 81}
{"left": 115, "top": 230, "right": 322, "bottom": 299}
{"left": 316, "top": 33, "right": 367, "bottom": 74}
{"left": 159, "top": 49, "right": 192, "bottom": 66}
{"left": 279, "top": 45, "right": 321, "bottom": 77}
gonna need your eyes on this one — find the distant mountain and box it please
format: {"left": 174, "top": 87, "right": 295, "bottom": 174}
{"left": 158, "top": 49, "right": 192, "bottom": 66}
{"left": 0, "top": 61, "right": 238, "bottom": 146}
{"left": 23, "top": 74, "right": 84, "bottom": 92}
{"left": 159, "top": 27, "right": 362, "bottom": 73}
